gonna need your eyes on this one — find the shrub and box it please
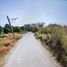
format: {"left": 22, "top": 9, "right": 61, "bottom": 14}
{"left": 41, "top": 34, "right": 48, "bottom": 42}
{"left": 35, "top": 32, "right": 42, "bottom": 39}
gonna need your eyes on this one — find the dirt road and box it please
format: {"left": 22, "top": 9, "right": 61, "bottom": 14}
{"left": 4, "top": 32, "right": 62, "bottom": 67}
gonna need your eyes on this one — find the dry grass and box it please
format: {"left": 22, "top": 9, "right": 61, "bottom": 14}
{"left": 3, "top": 39, "right": 12, "bottom": 47}
{"left": 0, "top": 33, "right": 23, "bottom": 67}
{"left": 0, "top": 33, "right": 23, "bottom": 54}
{"left": 0, "top": 46, "right": 11, "bottom": 54}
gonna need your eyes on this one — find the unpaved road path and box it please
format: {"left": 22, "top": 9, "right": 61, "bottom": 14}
{"left": 3, "top": 32, "right": 62, "bottom": 67}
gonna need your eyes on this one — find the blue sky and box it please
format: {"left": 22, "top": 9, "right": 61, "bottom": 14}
{"left": 0, "top": 0, "right": 67, "bottom": 26}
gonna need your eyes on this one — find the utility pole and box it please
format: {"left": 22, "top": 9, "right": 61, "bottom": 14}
{"left": 1, "top": 27, "right": 4, "bottom": 37}
{"left": 6, "top": 16, "right": 15, "bottom": 38}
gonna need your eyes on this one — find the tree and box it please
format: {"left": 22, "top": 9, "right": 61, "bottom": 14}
{"left": 4, "top": 24, "right": 11, "bottom": 33}
{"left": 37, "top": 22, "right": 44, "bottom": 28}
{"left": 13, "top": 26, "right": 21, "bottom": 32}
{"left": 24, "top": 24, "right": 31, "bottom": 31}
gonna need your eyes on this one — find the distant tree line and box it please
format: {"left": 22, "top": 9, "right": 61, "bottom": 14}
{"left": 0, "top": 22, "right": 44, "bottom": 33}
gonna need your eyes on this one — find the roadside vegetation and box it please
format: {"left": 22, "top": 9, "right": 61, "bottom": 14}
{"left": 0, "top": 24, "right": 24, "bottom": 67}
{"left": 0, "top": 22, "right": 67, "bottom": 67}
{"left": 0, "top": 23, "right": 40, "bottom": 55}
{"left": 0, "top": 24, "right": 24, "bottom": 54}
{"left": 34, "top": 23, "right": 67, "bottom": 67}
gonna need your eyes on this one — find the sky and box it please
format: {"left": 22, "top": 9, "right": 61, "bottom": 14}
{"left": 0, "top": 0, "right": 67, "bottom": 26}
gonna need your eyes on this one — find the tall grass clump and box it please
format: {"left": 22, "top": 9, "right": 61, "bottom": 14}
{"left": 48, "top": 26, "right": 67, "bottom": 67}
{"left": 35, "top": 24, "right": 67, "bottom": 67}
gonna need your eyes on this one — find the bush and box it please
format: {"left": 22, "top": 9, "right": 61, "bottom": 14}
{"left": 35, "top": 32, "right": 48, "bottom": 42}
{"left": 35, "top": 32, "right": 42, "bottom": 39}
{"left": 41, "top": 34, "right": 48, "bottom": 42}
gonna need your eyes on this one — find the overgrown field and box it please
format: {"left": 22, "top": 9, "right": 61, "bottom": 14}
{"left": 35, "top": 24, "right": 67, "bottom": 67}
